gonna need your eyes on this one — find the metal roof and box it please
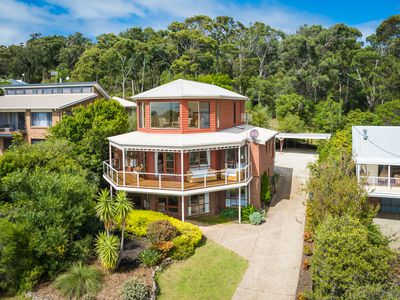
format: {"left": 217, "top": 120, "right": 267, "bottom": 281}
{"left": 112, "top": 97, "right": 137, "bottom": 108}
{"left": 131, "top": 79, "right": 248, "bottom": 101}
{"left": 0, "top": 93, "right": 97, "bottom": 110}
{"left": 108, "top": 125, "right": 277, "bottom": 151}
{"left": 352, "top": 126, "right": 400, "bottom": 165}
{"left": 276, "top": 132, "right": 331, "bottom": 140}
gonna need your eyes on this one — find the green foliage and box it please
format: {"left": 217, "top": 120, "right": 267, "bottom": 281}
{"left": 248, "top": 211, "right": 265, "bottom": 225}
{"left": 120, "top": 279, "right": 150, "bottom": 300}
{"left": 375, "top": 99, "right": 400, "bottom": 125}
{"left": 344, "top": 283, "right": 400, "bottom": 300}
{"left": 219, "top": 207, "right": 238, "bottom": 219}
{"left": 275, "top": 93, "right": 313, "bottom": 123}
{"left": 114, "top": 190, "right": 134, "bottom": 253}
{"left": 312, "top": 98, "right": 343, "bottom": 133}
{"left": 95, "top": 232, "right": 120, "bottom": 271}
{"left": 49, "top": 99, "right": 129, "bottom": 175}
{"left": 170, "top": 235, "right": 195, "bottom": 260}
{"left": 278, "top": 114, "right": 306, "bottom": 133}
{"left": 146, "top": 220, "right": 178, "bottom": 245}
{"left": 54, "top": 262, "right": 103, "bottom": 300}
{"left": 138, "top": 249, "right": 162, "bottom": 267}
{"left": 311, "top": 215, "right": 395, "bottom": 298}
{"left": 305, "top": 158, "right": 376, "bottom": 233}
{"left": 260, "top": 172, "right": 272, "bottom": 206}
{"left": 95, "top": 189, "right": 116, "bottom": 234}
{"left": 303, "top": 244, "right": 313, "bottom": 256}
{"left": 124, "top": 210, "right": 202, "bottom": 247}
{"left": 197, "top": 74, "right": 234, "bottom": 90}
{"left": 241, "top": 205, "right": 256, "bottom": 221}
{"left": 248, "top": 104, "right": 271, "bottom": 128}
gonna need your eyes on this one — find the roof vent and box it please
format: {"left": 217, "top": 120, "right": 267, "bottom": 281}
{"left": 363, "top": 129, "right": 368, "bottom": 140}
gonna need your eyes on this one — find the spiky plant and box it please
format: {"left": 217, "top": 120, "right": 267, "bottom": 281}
{"left": 115, "top": 191, "right": 134, "bottom": 252}
{"left": 95, "top": 189, "right": 116, "bottom": 235}
{"left": 54, "top": 262, "right": 103, "bottom": 300}
{"left": 95, "top": 231, "right": 120, "bottom": 271}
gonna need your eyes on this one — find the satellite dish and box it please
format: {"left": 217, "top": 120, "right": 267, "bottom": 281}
{"left": 249, "top": 129, "right": 259, "bottom": 140}
{"left": 66, "top": 76, "right": 70, "bottom": 81}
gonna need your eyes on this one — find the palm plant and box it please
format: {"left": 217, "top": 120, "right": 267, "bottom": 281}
{"left": 114, "top": 190, "right": 134, "bottom": 252}
{"left": 54, "top": 261, "right": 103, "bottom": 299}
{"left": 95, "top": 189, "right": 116, "bottom": 235}
{"left": 95, "top": 231, "right": 120, "bottom": 271}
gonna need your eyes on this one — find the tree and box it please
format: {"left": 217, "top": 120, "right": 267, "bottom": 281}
{"left": 275, "top": 93, "right": 313, "bottom": 123}
{"left": 312, "top": 98, "right": 343, "bottom": 133}
{"left": 95, "top": 189, "right": 116, "bottom": 236}
{"left": 54, "top": 262, "right": 103, "bottom": 299}
{"left": 49, "top": 99, "right": 129, "bottom": 175}
{"left": 375, "top": 99, "right": 400, "bottom": 125}
{"left": 260, "top": 172, "right": 272, "bottom": 206}
{"left": 248, "top": 104, "right": 271, "bottom": 128}
{"left": 114, "top": 191, "right": 133, "bottom": 254}
{"left": 278, "top": 115, "right": 306, "bottom": 133}
{"left": 312, "top": 215, "right": 395, "bottom": 298}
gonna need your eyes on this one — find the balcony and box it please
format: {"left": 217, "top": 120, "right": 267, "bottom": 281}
{"left": 0, "top": 112, "right": 26, "bottom": 133}
{"left": 360, "top": 176, "right": 400, "bottom": 197}
{"left": 103, "top": 160, "right": 252, "bottom": 193}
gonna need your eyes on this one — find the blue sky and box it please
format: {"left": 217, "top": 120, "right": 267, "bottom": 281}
{"left": 0, "top": 0, "right": 398, "bottom": 45}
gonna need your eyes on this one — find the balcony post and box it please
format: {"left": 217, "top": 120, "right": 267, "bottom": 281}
{"left": 388, "top": 165, "right": 391, "bottom": 188}
{"left": 181, "top": 196, "right": 185, "bottom": 222}
{"left": 356, "top": 164, "right": 360, "bottom": 181}
{"left": 109, "top": 143, "right": 112, "bottom": 168}
{"left": 238, "top": 145, "right": 241, "bottom": 182}
{"left": 181, "top": 150, "right": 184, "bottom": 191}
{"left": 122, "top": 148, "right": 126, "bottom": 186}
{"left": 248, "top": 183, "right": 251, "bottom": 205}
{"left": 238, "top": 187, "right": 241, "bottom": 223}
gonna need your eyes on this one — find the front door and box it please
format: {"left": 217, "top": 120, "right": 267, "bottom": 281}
{"left": 157, "top": 195, "right": 179, "bottom": 215}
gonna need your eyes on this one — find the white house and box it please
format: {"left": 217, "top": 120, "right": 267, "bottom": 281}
{"left": 353, "top": 126, "right": 400, "bottom": 213}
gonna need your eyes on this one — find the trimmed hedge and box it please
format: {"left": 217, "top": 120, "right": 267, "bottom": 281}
{"left": 125, "top": 210, "right": 202, "bottom": 250}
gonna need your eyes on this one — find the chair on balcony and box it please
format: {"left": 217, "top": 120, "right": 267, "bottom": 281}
{"left": 221, "top": 168, "right": 245, "bottom": 182}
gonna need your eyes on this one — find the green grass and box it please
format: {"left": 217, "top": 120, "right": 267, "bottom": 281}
{"left": 157, "top": 240, "right": 248, "bottom": 300}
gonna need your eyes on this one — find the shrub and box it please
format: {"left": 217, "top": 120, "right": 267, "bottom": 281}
{"left": 303, "top": 231, "right": 313, "bottom": 242}
{"left": 147, "top": 220, "right": 178, "bottom": 244}
{"left": 170, "top": 235, "right": 195, "bottom": 260}
{"left": 249, "top": 211, "right": 265, "bottom": 225}
{"left": 120, "top": 278, "right": 150, "bottom": 300}
{"left": 219, "top": 207, "right": 238, "bottom": 219}
{"left": 155, "top": 241, "right": 174, "bottom": 255}
{"left": 311, "top": 215, "right": 395, "bottom": 297}
{"left": 302, "top": 258, "right": 310, "bottom": 270}
{"left": 95, "top": 232, "right": 120, "bottom": 271}
{"left": 54, "top": 262, "right": 103, "bottom": 300}
{"left": 241, "top": 205, "right": 256, "bottom": 221}
{"left": 260, "top": 172, "right": 272, "bottom": 206}
{"left": 138, "top": 249, "right": 162, "bottom": 267}
{"left": 303, "top": 244, "right": 313, "bottom": 256}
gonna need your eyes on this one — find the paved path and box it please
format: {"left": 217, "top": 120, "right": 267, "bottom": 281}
{"left": 201, "top": 150, "right": 317, "bottom": 300}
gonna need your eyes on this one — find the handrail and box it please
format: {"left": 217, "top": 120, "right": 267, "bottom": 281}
{"left": 103, "top": 161, "right": 253, "bottom": 191}
{"left": 360, "top": 175, "right": 400, "bottom": 188}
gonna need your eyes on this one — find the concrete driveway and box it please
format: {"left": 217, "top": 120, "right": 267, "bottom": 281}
{"left": 201, "top": 149, "right": 317, "bottom": 300}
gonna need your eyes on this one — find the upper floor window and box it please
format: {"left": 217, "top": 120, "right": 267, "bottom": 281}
{"left": 188, "top": 101, "right": 210, "bottom": 129}
{"left": 189, "top": 151, "right": 209, "bottom": 169}
{"left": 31, "top": 112, "right": 52, "bottom": 127}
{"left": 150, "top": 102, "right": 180, "bottom": 129}
{"left": 138, "top": 102, "right": 145, "bottom": 128}
{"left": 233, "top": 102, "right": 237, "bottom": 123}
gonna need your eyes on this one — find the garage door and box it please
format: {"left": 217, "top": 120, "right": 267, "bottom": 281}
{"left": 380, "top": 198, "right": 400, "bottom": 213}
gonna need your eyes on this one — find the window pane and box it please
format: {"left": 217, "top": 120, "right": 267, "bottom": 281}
{"left": 82, "top": 87, "right": 92, "bottom": 93}
{"left": 63, "top": 88, "right": 71, "bottom": 94}
{"left": 16, "top": 89, "right": 24, "bottom": 95}
{"left": 188, "top": 102, "right": 199, "bottom": 128}
{"left": 31, "top": 112, "right": 52, "bottom": 127}
{"left": 200, "top": 102, "right": 210, "bottom": 128}
{"left": 150, "top": 102, "right": 180, "bottom": 128}
{"left": 138, "top": 103, "right": 144, "bottom": 128}
{"left": 44, "top": 88, "right": 52, "bottom": 94}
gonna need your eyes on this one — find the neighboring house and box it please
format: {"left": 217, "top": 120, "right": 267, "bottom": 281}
{"left": 112, "top": 96, "right": 137, "bottom": 126}
{"left": 103, "top": 79, "right": 277, "bottom": 221}
{"left": 0, "top": 82, "right": 109, "bottom": 153}
{"left": 353, "top": 126, "right": 400, "bottom": 213}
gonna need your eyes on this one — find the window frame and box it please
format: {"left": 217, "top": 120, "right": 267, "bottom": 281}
{"left": 189, "top": 151, "right": 209, "bottom": 169}
{"left": 150, "top": 101, "right": 180, "bottom": 129}
{"left": 188, "top": 101, "right": 210, "bottom": 129}
{"left": 157, "top": 195, "right": 179, "bottom": 214}
{"left": 30, "top": 111, "right": 52, "bottom": 127}
{"left": 188, "top": 193, "right": 210, "bottom": 216}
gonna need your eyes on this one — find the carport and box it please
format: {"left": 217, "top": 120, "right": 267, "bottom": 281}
{"left": 276, "top": 132, "right": 331, "bottom": 152}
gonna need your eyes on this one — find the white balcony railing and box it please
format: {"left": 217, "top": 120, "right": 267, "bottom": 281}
{"left": 103, "top": 161, "right": 252, "bottom": 191}
{"left": 360, "top": 176, "right": 400, "bottom": 188}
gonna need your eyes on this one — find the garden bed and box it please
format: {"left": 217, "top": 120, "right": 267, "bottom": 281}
{"left": 296, "top": 237, "right": 313, "bottom": 298}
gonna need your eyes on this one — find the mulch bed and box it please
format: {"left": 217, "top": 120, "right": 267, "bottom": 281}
{"left": 296, "top": 236, "right": 313, "bottom": 298}
{"left": 32, "top": 236, "right": 152, "bottom": 300}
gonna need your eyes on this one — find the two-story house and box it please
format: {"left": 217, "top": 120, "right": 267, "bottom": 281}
{"left": 0, "top": 82, "right": 109, "bottom": 153}
{"left": 353, "top": 126, "right": 400, "bottom": 213}
{"left": 103, "top": 79, "right": 277, "bottom": 222}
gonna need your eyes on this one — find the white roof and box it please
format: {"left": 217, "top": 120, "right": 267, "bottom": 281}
{"left": 0, "top": 93, "right": 97, "bottom": 110}
{"left": 276, "top": 132, "right": 331, "bottom": 140}
{"left": 131, "top": 79, "right": 248, "bottom": 101}
{"left": 112, "top": 97, "right": 137, "bottom": 108}
{"left": 108, "top": 124, "right": 277, "bottom": 151}
{"left": 352, "top": 126, "right": 400, "bottom": 165}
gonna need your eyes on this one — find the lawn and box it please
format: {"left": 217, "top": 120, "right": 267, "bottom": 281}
{"left": 188, "top": 214, "right": 235, "bottom": 225}
{"left": 157, "top": 239, "right": 248, "bottom": 300}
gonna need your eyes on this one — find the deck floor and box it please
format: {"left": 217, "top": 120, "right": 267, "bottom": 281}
{"left": 113, "top": 173, "right": 241, "bottom": 190}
